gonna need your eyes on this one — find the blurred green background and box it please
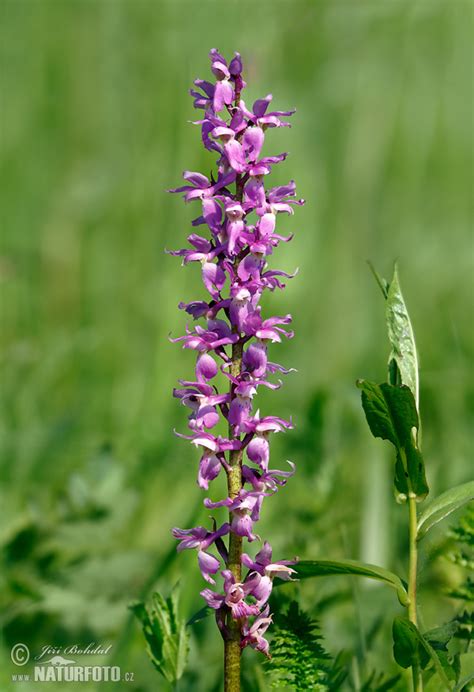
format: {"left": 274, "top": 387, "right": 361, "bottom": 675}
{"left": 1, "top": 0, "right": 472, "bottom": 689}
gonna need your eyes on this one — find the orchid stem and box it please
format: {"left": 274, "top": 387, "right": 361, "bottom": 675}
{"left": 224, "top": 339, "right": 243, "bottom": 692}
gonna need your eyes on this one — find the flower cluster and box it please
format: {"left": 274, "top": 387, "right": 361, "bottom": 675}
{"left": 170, "top": 49, "right": 302, "bottom": 658}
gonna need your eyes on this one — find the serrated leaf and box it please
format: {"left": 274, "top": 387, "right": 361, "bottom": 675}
{"left": 187, "top": 604, "right": 211, "bottom": 626}
{"left": 130, "top": 587, "right": 189, "bottom": 685}
{"left": 417, "top": 482, "right": 474, "bottom": 540}
{"left": 392, "top": 617, "right": 451, "bottom": 689}
{"left": 385, "top": 264, "right": 419, "bottom": 407}
{"left": 267, "top": 600, "right": 335, "bottom": 691}
{"left": 286, "top": 559, "right": 409, "bottom": 606}
{"left": 424, "top": 621, "right": 458, "bottom": 649}
{"left": 357, "top": 380, "right": 428, "bottom": 499}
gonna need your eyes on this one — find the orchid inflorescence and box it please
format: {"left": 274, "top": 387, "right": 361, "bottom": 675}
{"left": 169, "top": 49, "right": 303, "bottom": 659}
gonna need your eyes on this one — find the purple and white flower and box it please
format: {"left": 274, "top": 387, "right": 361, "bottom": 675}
{"left": 170, "top": 49, "right": 303, "bottom": 658}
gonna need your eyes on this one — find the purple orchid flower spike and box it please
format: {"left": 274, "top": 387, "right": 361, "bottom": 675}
{"left": 168, "top": 50, "right": 303, "bottom": 681}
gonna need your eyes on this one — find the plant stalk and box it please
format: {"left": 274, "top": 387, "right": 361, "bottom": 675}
{"left": 224, "top": 339, "right": 243, "bottom": 692}
{"left": 408, "top": 493, "right": 423, "bottom": 692}
{"left": 224, "top": 83, "right": 246, "bottom": 692}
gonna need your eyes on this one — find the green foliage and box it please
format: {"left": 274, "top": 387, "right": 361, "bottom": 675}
{"left": 423, "top": 623, "right": 461, "bottom": 684}
{"left": 1, "top": 449, "right": 151, "bottom": 640}
{"left": 266, "top": 601, "right": 343, "bottom": 691}
{"left": 384, "top": 264, "right": 419, "bottom": 406}
{"left": 130, "top": 585, "right": 189, "bottom": 686}
{"left": 417, "top": 482, "right": 474, "bottom": 541}
{"left": 392, "top": 616, "right": 429, "bottom": 670}
{"left": 357, "top": 380, "right": 428, "bottom": 499}
{"left": 392, "top": 617, "right": 451, "bottom": 689}
{"left": 452, "top": 610, "right": 474, "bottom": 643}
{"left": 360, "top": 669, "right": 401, "bottom": 691}
{"left": 411, "top": 505, "right": 474, "bottom": 691}
{"left": 447, "top": 503, "right": 474, "bottom": 604}
{"left": 289, "top": 559, "right": 408, "bottom": 606}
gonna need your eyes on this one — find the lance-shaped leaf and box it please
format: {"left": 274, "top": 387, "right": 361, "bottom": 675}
{"left": 385, "top": 264, "right": 419, "bottom": 408}
{"left": 357, "top": 380, "right": 428, "bottom": 499}
{"left": 130, "top": 585, "right": 189, "bottom": 685}
{"left": 392, "top": 617, "right": 451, "bottom": 690}
{"left": 287, "top": 559, "right": 409, "bottom": 606}
{"left": 454, "top": 673, "right": 474, "bottom": 692}
{"left": 187, "top": 604, "right": 211, "bottom": 626}
{"left": 187, "top": 558, "right": 410, "bottom": 626}
{"left": 417, "top": 481, "right": 474, "bottom": 540}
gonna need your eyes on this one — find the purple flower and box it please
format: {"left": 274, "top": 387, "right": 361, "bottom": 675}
{"left": 169, "top": 169, "right": 236, "bottom": 202}
{"left": 201, "top": 569, "right": 262, "bottom": 619}
{"left": 242, "top": 541, "right": 297, "bottom": 581}
{"left": 204, "top": 489, "right": 264, "bottom": 542}
{"left": 172, "top": 523, "right": 230, "bottom": 583}
{"left": 170, "top": 319, "right": 239, "bottom": 352}
{"left": 173, "top": 382, "right": 229, "bottom": 430}
{"left": 169, "top": 49, "right": 303, "bottom": 659}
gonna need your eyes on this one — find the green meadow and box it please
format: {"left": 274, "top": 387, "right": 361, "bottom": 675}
{"left": 1, "top": 1, "right": 472, "bottom": 689}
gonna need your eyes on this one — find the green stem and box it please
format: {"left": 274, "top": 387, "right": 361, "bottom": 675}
{"left": 224, "top": 340, "right": 243, "bottom": 692}
{"left": 408, "top": 493, "right": 423, "bottom": 692}
{"left": 223, "top": 81, "right": 246, "bottom": 691}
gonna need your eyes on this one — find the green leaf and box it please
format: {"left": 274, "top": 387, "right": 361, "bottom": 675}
{"left": 357, "top": 380, "right": 428, "bottom": 499}
{"left": 130, "top": 586, "right": 189, "bottom": 684}
{"left": 367, "top": 260, "right": 390, "bottom": 299}
{"left": 454, "top": 672, "right": 474, "bottom": 692}
{"left": 266, "top": 600, "right": 338, "bottom": 691}
{"left": 424, "top": 623, "right": 460, "bottom": 683}
{"left": 288, "top": 560, "right": 409, "bottom": 607}
{"left": 392, "top": 616, "right": 430, "bottom": 669}
{"left": 360, "top": 669, "right": 401, "bottom": 692}
{"left": 385, "top": 264, "right": 419, "bottom": 407}
{"left": 186, "top": 604, "right": 211, "bottom": 626}
{"left": 392, "top": 617, "right": 451, "bottom": 689}
{"left": 417, "top": 482, "right": 474, "bottom": 540}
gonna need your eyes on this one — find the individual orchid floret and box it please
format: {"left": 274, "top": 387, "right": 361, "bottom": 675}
{"left": 201, "top": 569, "right": 261, "bottom": 620}
{"left": 169, "top": 169, "right": 235, "bottom": 202}
{"left": 267, "top": 180, "right": 305, "bottom": 214}
{"left": 166, "top": 234, "right": 216, "bottom": 265}
{"left": 173, "top": 382, "right": 229, "bottom": 430}
{"left": 170, "top": 320, "right": 239, "bottom": 352}
{"left": 241, "top": 93, "right": 296, "bottom": 128}
{"left": 240, "top": 543, "right": 297, "bottom": 612}
{"left": 242, "top": 414, "right": 294, "bottom": 435}
{"left": 243, "top": 312, "right": 294, "bottom": 341}
{"left": 172, "top": 523, "right": 230, "bottom": 584}
{"left": 241, "top": 414, "right": 293, "bottom": 470}
{"left": 204, "top": 489, "right": 264, "bottom": 542}
{"left": 196, "top": 353, "right": 218, "bottom": 382}
{"left": 242, "top": 462, "right": 296, "bottom": 497}
{"left": 242, "top": 541, "right": 297, "bottom": 581}
{"left": 209, "top": 49, "right": 234, "bottom": 112}
{"left": 246, "top": 435, "right": 270, "bottom": 469}
{"left": 243, "top": 341, "right": 268, "bottom": 378}
{"left": 241, "top": 605, "right": 273, "bottom": 658}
